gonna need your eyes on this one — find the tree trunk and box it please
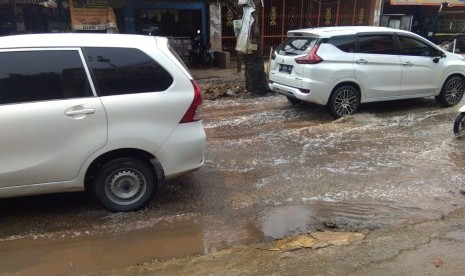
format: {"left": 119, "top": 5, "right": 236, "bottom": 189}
{"left": 244, "top": 51, "right": 268, "bottom": 94}
{"left": 229, "top": 0, "right": 270, "bottom": 95}
{"left": 245, "top": 0, "right": 269, "bottom": 95}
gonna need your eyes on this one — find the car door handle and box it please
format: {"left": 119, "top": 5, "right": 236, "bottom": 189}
{"left": 65, "top": 108, "right": 95, "bottom": 116}
{"left": 355, "top": 59, "right": 368, "bottom": 64}
{"left": 402, "top": 62, "right": 413, "bottom": 67}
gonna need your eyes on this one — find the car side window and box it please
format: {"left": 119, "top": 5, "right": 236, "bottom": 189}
{"left": 84, "top": 47, "right": 174, "bottom": 96}
{"left": 398, "top": 36, "right": 436, "bottom": 57}
{"left": 328, "top": 35, "right": 356, "bottom": 53}
{"left": 358, "top": 35, "right": 396, "bottom": 55}
{"left": 0, "top": 50, "right": 92, "bottom": 105}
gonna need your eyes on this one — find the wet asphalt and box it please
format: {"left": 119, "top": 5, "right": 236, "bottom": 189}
{"left": 2, "top": 91, "right": 465, "bottom": 275}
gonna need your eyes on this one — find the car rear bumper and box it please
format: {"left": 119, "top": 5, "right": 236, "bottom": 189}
{"left": 155, "top": 121, "right": 206, "bottom": 179}
{"left": 268, "top": 81, "right": 329, "bottom": 105}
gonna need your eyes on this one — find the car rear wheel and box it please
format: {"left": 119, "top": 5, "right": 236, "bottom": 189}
{"left": 436, "top": 76, "right": 465, "bottom": 107}
{"left": 328, "top": 85, "right": 360, "bottom": 118}
{"left": 94, "top": 157, "right": 156, "bottom": 212}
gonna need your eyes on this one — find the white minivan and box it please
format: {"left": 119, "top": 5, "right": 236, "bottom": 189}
{"left": 268, "top": 26, "right": 465, "bottom": 118}
{"left": 0, "top": 33, "right": 206, "bottom": 212}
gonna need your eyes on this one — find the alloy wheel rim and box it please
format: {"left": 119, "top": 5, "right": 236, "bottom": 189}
{"left": 334, "top": 89, "right": 357, "bottom": 116}
{"left": 446, "top": 80, "right": 464, "bottom": 105}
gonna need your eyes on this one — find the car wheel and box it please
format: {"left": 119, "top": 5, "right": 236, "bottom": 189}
{"left": 286, "top": 96, "right": 300, "bottom": 105}
{"left": 439, "top": 41, "right": 452, "bottom": 52}
{"left": 454, "top": 112, "right": 465, "bottom": 138}
{"left": 94, "top": 157, "right": 156, "bottom": 212}
{"left": 328, "top": 85, "right": 360, "bottom": 118}
{"left": 437, "top": 76, "right": 465, "bottom": 107}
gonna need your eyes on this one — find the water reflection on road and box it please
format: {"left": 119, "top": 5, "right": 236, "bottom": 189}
{"left": 2, "top": 96, "right": 465, "bottom": 275}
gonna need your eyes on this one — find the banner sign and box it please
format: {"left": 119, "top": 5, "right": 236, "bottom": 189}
{"left": 69, "top": 0, "right": 117, "bottom": 31}
{"left": 391, "top": 0, "right": 465, "bottom": 5}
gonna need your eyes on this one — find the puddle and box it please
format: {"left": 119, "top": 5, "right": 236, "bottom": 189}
{"left": 260, "top": 205, "right": 316, "bottom": 239}
{"left": 0, "top": 201, "right": 441, "bottom": 276}
{"left": 0, "top": 220, "right": 205, "bottom": 276}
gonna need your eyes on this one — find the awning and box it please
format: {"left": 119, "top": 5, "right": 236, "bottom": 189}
{"left": 391, "top": 0, "right": 465, "bottom": 5}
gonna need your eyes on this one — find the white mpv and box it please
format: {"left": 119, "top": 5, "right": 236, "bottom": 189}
{"left": 268, "top": 26, "right": 465, "bottom": 118}
{"left": 0, "top": 33, "right": 206, "bottom": 212}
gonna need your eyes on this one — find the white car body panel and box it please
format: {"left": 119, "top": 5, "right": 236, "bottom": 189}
{"left": 0, "top": 34, "right": 206, "bottom": 202}
{"left": 399, "top": 55, "right": 443, "bottom": 96}
{"left": 268, "top": 26, "right": 465, "bottom": 114}
{"left": 0, "top": 97, "right": 107, "bottom": 187}
{"left": 353, "top": 53, "right": 401, "bottom": 98}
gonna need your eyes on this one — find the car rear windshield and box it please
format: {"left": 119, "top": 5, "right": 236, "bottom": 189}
{"left": 275, "top": 37, "right": 318, "bottom": 56}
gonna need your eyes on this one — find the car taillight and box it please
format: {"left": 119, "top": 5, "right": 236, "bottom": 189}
{"left": 180, "top": 80, "right": 203, "bottom": 123}
{"left": 295, "top": 44, "right": 323, "bottom": 64}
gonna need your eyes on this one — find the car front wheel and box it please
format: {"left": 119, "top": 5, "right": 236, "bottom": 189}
{"left": 328, "top": 85, "right": 360, "bottom": 118}
{"left": 437, "top": 76, "right": 465, "bottom": 107}
{"left": 454, "top": 112, "right": 465, "bottom": 138}
{"left": 94, "top": 157, "right": 156, "bottom": 212}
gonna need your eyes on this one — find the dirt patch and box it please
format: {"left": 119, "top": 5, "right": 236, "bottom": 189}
{"left": 192, "top": 68, "right": 248, "bottom": 100}
{"left": 198, "top": 76, "right": 247, "bottom": 100}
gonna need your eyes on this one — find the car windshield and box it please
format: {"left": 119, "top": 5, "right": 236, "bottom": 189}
{"left": 276, "top": 37, "right": 318, "bottom": 56}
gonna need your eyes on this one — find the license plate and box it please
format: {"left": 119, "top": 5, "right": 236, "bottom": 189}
{"left": 279, "top": 64, "right": 293, "bottom": 74}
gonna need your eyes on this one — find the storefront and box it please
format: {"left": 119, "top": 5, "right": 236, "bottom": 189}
{"left": 221, "top": 0, "right": 380, "bottom": 55}
{"left": 381, "top": 0, "right": 465, "bottom": 51}
{"left": 122, "top": 1, "right": 208, "bottom": 56}
{"left": 0, "top": 0, "right": 70, "bottom": 35}
{"left": 383, "top": 0, "right": 465, "bottom": 36}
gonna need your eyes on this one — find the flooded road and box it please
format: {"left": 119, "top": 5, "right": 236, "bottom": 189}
{"left": 2, "top": 95, "right": 465, "bottom": 275}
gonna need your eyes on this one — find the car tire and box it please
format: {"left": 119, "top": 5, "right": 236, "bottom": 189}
{"left": 327, "top": 85, "right": 360, "bottom": 119}
{"left": 93, "top": 157, "right": 156, "bottom": 212}
{"left": 286, "top": 96, "right": 300, "bottom": 105}
{"left": 436, "top": 76, "right": 465, "bottom": 107}
{"left": 454, "top": 112, "right": 465, "bottom": 138}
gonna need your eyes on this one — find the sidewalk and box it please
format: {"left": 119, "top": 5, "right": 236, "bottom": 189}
{"left": 89, "top": 206, "right": 465, "bottom": 276}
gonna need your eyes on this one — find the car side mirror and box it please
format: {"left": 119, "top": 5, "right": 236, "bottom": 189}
{"left": 433, "top": 51, "right": 446, "bottom": 63}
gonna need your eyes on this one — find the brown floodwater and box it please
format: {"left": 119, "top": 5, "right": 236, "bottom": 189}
{"left": 2, "top": 96, "right": 465, "bottom": 275}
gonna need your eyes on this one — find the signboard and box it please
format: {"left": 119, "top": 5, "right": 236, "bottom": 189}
{"left": 391, "top": 0, "right": 465, "bottom": 5}
{"left": 69, "top": 0, "right": 117, "bottom": 31}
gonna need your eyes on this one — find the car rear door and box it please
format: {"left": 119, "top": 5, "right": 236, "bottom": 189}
{"left": 0, "top": 49, "right": 107, "bottom": 188}
{"left": 354, "top": 34, "right": 402, "bottom": 99}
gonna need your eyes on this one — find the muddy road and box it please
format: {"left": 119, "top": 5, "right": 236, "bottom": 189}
{"left": 2, "top": 92, "right": 465, "bottom": 275}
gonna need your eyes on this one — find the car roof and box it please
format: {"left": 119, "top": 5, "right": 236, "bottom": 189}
{"left": 0, "top": 33, "right": 164, "bottom": 49}
{"left": 287, "top": 26, "right": 411, "bottom": 38}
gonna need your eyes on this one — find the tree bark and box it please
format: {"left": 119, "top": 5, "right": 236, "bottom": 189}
{"left": 244, "top": 0, "right": 269, "bottom": 95}
{"left": 243, "top": 51, "right": 268, "bottom": 94}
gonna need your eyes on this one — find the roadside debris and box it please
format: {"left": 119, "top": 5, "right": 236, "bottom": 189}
{"left": 253, "top": 231, "right": 365, "bottom": 252}
{"left": 433, "top": 256, "right": 444, "bottom": 267}
{"left": 197, "top": 76, "right": 247, "bottom": 100}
